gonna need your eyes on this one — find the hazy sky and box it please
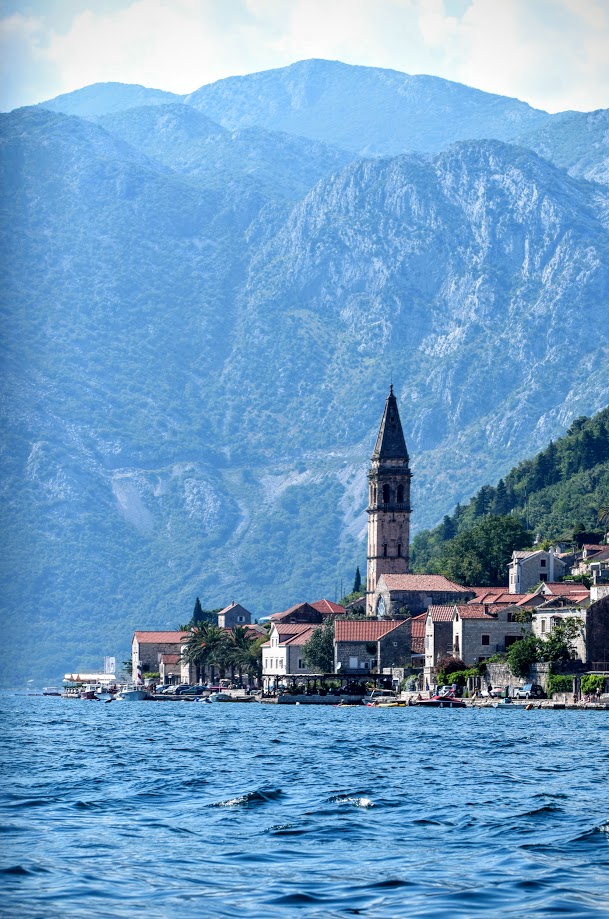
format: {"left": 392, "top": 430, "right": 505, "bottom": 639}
{"left": 2, "top": 0, "right": 609, "bottom": 113}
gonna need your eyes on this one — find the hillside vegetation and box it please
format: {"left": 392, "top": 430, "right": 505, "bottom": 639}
{"left": 411, "top": 407, "right": 609, "bottom": 582}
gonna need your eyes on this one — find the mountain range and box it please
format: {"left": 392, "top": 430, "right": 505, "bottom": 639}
{"left": 2, "top": 59, "right": 608, "bottom": 682}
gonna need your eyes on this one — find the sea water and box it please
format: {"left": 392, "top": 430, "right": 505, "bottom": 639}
{"left": 1, "top": 695, "right": 608, "bottom": 918}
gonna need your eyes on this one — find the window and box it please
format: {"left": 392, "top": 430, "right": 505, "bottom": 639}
{"left": 397, "top": 544, "right": 401, "bottom": 557}
{"left": 383, "top": 484, "right": 391, "bottom": 504}
{"left": 383, "top": 544, "right": 388, "bottom": 557}
{"left": 298, "top": 659, "right": 304, "bottom": 669}
{"left": 397, "top": 484, "right": 404, "bottom": 503}
{"left": 540, "top": 574, "right": 547, "bottom": 582}
{"left": 541, "top": 619, "right": 546, "bottom": 633}
{"left": 505, "top": 635, "right": 519, "bottom": 648}
{"left": 507, "top": 612, "right": 512, "bottom": 622}
{"left": 349, "top": 656, "right": 358, "bottom": 669}
{"left": 540, "top": 559, "right": 546, "bottom": 567}
{"left": 481, "top": 634, "right": 490, "bottom": 646}
{"left": 238, "top": 615, "right": 244, "bottom": 622}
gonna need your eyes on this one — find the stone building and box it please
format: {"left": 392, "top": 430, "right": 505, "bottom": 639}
{"left": 453, "top": 605, "right": 526, "bottom": 667}
{"left": 508, "top": 549, "right": 566, "bottom": 593}
{"left": 334, "top": 619, "right": 410, "bottom": 675}
{"left": 217, "top": 602, "right": 252, "bottom": 628}
{"left": 423, "top": 606, "right": 455, "bottom": 688}
{"left": 366, "top": 386, "right": 412, "bottom": 615}
{"left": 372, "top": 573, "right": 473, "bottom": 618}
{"left": 131, "top": 630, "right": 187, "bottom": 681}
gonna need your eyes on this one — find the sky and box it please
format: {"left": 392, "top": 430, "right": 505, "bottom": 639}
{"left": 2, "top": 0, "right": 609, "bottom": 113}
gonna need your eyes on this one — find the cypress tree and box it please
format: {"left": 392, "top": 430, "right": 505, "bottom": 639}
{"left": 353, "top": 567, "right": 362, "bottom": 593}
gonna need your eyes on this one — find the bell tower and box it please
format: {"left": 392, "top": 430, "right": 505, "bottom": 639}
{"left": 366, "top": 385, "right": 412, "bottom": 616}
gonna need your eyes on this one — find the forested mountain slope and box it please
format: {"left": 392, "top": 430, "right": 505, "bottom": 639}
{"left": 412, "top": 408, "right": 609, "bottom": 578}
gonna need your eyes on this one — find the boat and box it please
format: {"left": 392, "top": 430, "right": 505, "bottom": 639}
{"left": 364, "top": 689, "right": 404, "bottom": 707}
{"left": 42, "top": 687, "right": 62, "bottom": 696}
{"left": 115, "top": 688, "right": 151, "bottom": 701}
{"left": 414, "top": 693, "right": 467, "bottom": 708}
{"left": 492, "top": 697, "right": 514, "bottom": 707}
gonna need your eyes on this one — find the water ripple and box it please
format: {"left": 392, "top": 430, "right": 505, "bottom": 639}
{"left": 1, "top": 696, "right": 609, "bottom": 918}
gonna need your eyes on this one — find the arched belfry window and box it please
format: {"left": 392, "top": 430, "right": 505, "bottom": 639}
{"left": 382, "top": 484, "right": 390, "bottom": 504}
{"left": 397, "top": 484, "right": 404, "bottom": 504}
{"left": 383, "top": 544, "right": 388, "bottom": 557}
{"left": 397, "top": 544, "right": 402, "bottom": 557}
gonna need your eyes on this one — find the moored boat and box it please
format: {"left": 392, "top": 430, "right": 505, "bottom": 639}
{"left": 115, "top": 688, "right": 151, "bottom": 701}
{"left": 415, "top": 693, "right": 466, "bottom": 709}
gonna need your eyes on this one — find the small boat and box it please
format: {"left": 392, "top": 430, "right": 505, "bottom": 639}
{"left": 493, "top": 697, "right": 514, "bottom": 707}
{"left": 115, "top": 688, "right": 151, "bottom": 701}
{"left": 414, "top": 693, "right": 466, "bottom": 709}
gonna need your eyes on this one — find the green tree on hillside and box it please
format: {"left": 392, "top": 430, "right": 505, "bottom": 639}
{"left": 436, "top": 515, "right": 530, "bottom": 586}
{"left": 353, "top": 566, "right": 362, "bottom": 593}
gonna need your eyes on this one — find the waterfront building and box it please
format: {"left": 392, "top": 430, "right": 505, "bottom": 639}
{"left": 261, "top": 622, "right": 316, "bottom": 690}
{"left": 132, "top": 630, "right": 187, "bottom": 682}
{"left": 334, "top": 619, "right": 410, "bottom": 675}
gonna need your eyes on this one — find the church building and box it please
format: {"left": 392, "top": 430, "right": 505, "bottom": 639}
{"left": 366, "top": 385, "right": 412, "bottom": 616}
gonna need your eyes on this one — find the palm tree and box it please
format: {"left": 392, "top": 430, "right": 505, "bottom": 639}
{"left": 182, "top": 623, "right": 230, "bottom": 684}
{"left": 227, "top": 626, "right": 265, "bottom": 687}
{"left": 598, "top": 505, "right": 609, "bottom": 528}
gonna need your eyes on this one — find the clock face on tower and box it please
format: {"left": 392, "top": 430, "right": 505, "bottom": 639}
{"left": 376, "top": 595, "right": 386, "bottom": 618}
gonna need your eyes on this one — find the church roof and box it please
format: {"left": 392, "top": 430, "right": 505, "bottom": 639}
{"left": 372, "top": 385, "right": 409, "bottom": 461}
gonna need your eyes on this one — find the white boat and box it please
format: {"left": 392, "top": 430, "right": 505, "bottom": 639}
{"left": 115, "top": 688, "right": 151, "bottom": 701}
{"left": 42, "top": 687, "right": 62, "bottom": 696}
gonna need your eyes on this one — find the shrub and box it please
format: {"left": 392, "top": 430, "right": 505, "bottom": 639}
{"left": 547, "top": 674, "right": 574, "bottom": 696}
{"left": 581, "top": 674, "right": 606, "bottom": 694}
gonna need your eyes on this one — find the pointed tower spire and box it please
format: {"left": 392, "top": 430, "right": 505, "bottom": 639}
{"left": 366, "top": 386, "right": 412, "bottom": 616}
{"left": 372, "top": 386, "right": 409, "bottom": 461}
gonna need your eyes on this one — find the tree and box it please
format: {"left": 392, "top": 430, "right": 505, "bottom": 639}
{"left": 227, "top": 626, "right": 265, "bottom": 685}
{"left": 435, "top": 656, "right": 466, "bottom": 683}
{"left": 181, "top": 623, "right": 230, "bottom": 682}
{"left": 507, "top": 635, "right": 540, "bottom": 678}
{"left": 353, "top": 567, "right": 362, "bottom": 593}
{"left": 439, "top": 515, "right": 530, "bottom": 586}
{"left": 303, "top": 619, "right": 335, "bottom": 673}
{"left": 539, "top": 618, "right": 581, "bottom": 663}
{"left": 178, "top": 599, "right": 221, "bottom": 630}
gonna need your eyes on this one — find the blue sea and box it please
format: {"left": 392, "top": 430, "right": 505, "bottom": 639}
{"left": 1, "top": 696, "right": 608, "bottom": 918}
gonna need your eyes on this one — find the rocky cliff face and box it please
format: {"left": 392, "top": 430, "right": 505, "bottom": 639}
{"left": 2, "top": 61, "right": 609, "bottom": 680}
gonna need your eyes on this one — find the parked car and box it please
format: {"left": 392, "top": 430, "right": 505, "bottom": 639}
{"left": 516, "top": 683, "right": 545, "bottom": 699}
{"left": 173, "top": 684, "right": 193, "bottom": 695}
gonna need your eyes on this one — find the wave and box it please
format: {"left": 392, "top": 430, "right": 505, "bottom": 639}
{"left": 210, "top": 787, "right": 284, "bottom": 808}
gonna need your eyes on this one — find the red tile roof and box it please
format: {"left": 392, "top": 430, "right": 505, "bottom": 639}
{"left": 410, "top": 614, "right": 426, "bottom": 652}
{"left": 335, "top": 620, "right": 404, "bottom": 642}
{"left": 160, "top": 654, "right": 180, "bottom": 664}
{"left": 284, "top": 628, "right": 316, "bottom": 646}
{"left": 456, "top": 604, "right": 496, "bottom": 620}
{"left": 543, "top": 583, "right": 589, "bottom": 597}
{"left": 426, "top": 605, "right": 456, "bottom": 622}
{"left": 270, "top": 602, "right": 322, "bottom": 622}
{"left": 379, "top": 574, "right": 471, "bottom": 593}
{"left": 273, "top": 622, "right": 316, "bottom": 638}
{"left": 133, "top": 631, "right": 188, "bottom": 643}
{"left": 310, "top": 599, "right": 346, "bottom": 615}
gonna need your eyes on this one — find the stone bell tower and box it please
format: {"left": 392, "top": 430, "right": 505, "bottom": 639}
{"left": 366, "top": 385, "right": 412, "bottom": 616}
